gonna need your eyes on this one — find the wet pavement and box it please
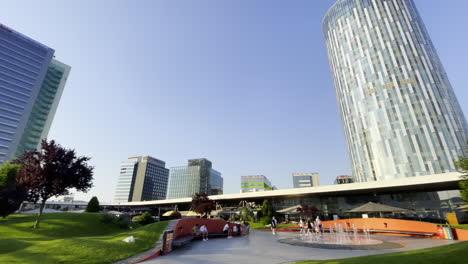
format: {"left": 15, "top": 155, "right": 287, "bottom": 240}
{"left": 144, "top": 230, "right": 458, "bottom": 264}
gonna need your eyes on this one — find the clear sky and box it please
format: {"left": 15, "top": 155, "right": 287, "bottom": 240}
{"left": 2, "top": 0, "right": 467, "bottom": 202}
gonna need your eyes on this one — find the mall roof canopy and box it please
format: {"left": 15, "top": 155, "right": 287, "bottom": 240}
{"left": 277, "top": 205, "right": 301, "bottom": 214}
{"left": 347, "top": 202, "right": 411, "bottom": 213}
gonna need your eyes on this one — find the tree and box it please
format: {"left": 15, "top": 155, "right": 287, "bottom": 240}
{"left": 261, "top": 199, "right": 273, "bottom": 217}
{"left": 297, "top": 205, "right": 318, "bottom": 219}
{"left": 15, "top": 139, "right": 94, "bottom": 228}
{"left": 455, "top": 157, "right": 468, "bottom": 203}
{"left": 86, "top": 196, "right": 100, "bottom": 212}
{"left": 137, "top": 212, "right": 155, "bottom": 225}
{"left": 0, "top": 163, "right": 25, "bottom": 218}
{"left": 191, "top": 193, "right": 215, "bottom": 218}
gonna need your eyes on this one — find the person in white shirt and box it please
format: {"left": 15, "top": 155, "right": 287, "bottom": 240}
{"left": 200, "top": 224, "right": 208, "bottom": 241}
{"left": 233, "top": 225, "right": 238, "bottom": 235}
{"left": 299, "top": 218, "right": 304, "bottom": 235}
{"left": 223, "top": 222, "right": 231, "bottom": 238}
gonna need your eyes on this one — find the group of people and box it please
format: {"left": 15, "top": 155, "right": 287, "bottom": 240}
{"left": 192, "top": 224, "right": 210, "bottom": 241}
{"left": 192, "top": 221, "right": 251, "bottom": 241}
{"left": 299, "top": 216, "right": 322, "bottom": 235}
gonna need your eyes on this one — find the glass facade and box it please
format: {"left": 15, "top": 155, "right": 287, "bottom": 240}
{"left": 323, "top": 0, "right": 468, "bottom": 182}
{"left": 114, "top": 157, "right": 139, "bottom": 203}
{"left": 15, "top": 59, "right": 70, "bottom": 155}
{"left": 292, "top": 173, "right": 320, "bottom": 188}
{"left": 113, "top": 156, "right": 169, "bottom": 203}
{"left": 166, "top": 158, "right": 223, "bottom": 199}
{"left": 241, "top": 175, "right": 273, "bottom": 192}
{"left": 0, "top": 24, "right": 55, "bottom": 163}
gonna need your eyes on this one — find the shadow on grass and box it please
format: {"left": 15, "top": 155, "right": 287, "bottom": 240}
{"left": 0, "top": 239, "right": 33, "bottom": 254}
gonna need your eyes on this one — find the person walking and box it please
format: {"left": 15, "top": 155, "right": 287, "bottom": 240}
{"left": 200, "top": 224, "right": 209, "bottom": 241}
{"left": 245, "top": 221, "right": 250, "bottom": 235}
{"left": 224, "top": 221, "right": 232, "bottom": 238}
{"left": 299, "top": 218, "right": 305, "bottom": 236}
{"left": 271, "top": 216, "right": 278, "bottom": 235}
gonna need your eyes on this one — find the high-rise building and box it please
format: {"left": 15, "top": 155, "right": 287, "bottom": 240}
{"left": 0, "top": 23, "right": 63, "bottom": 163}
{"left": 16, "top": 59, "right": 70, "bottom": 155}
{"left": 292, "top": 173, "right": 320, "bottom": 188}
{"left": 240, "top": 175, "right": 273, "bottom": 193}
{"left": 323, "top": 0, "right": 468, "bottom": 182}
{"left": 114, "top": 156, "right": 169, "bottom": 203}
{"left": 166, "top": 158, "right": 223, "bottom": 199}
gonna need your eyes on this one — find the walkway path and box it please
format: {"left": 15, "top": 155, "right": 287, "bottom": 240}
{"left": 145, "top": 230, "right": 457, "bottom": 264}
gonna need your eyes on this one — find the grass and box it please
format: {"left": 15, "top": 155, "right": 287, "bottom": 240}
{"left": 452, "top": 224, "right": 468, "bottom": 230}
{"left": 296, "top": 241, "right": 468, "bottom": 264}
{"left": 0, "top": 213, "right": 168, "bottom": 264}
{"left": 250, "top": 222, "right": 297, "bottom": 229}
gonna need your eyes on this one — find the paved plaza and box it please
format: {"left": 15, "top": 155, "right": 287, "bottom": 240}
{"left": 147, "top": 230, "right": 458, "bottom": 264}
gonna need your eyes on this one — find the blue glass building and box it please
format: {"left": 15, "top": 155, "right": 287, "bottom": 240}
{"left": 167, "top": 158, "right": 223, "bottom": 199}
{"left": 0, "top": 24, "right": 69, "bottom": 162}
{"left": 114, "top": 156, "right": 169, "bottom": 203}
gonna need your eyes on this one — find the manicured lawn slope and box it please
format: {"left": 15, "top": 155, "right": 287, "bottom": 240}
{"left": 0, "top": 213, "right": 168, "bottom": 264}
{"left": 297, "top": 241, "right": 468, "bottom": 264}
{"left": 452, "top": 224, "right": 468, "bottom": 230}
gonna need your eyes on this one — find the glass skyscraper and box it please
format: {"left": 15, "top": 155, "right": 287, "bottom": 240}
{"left": 323, "top": 0, "right": 468, "bottom": 182}
{"left": 166, "top": 158, "right": 223, "bottom": 199}
{"left": 0, "top": 24, "right": 59, "bottom": 163}
{"left": 15, "top": 59, "right": 70, "bottom": 155}
{"left": 114, "top": 156, "right": 169, "bottom": 203}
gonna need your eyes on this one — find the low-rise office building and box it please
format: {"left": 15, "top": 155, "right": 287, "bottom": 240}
{"left": 292, "top": 173, "right": 320, "bottom": 188}
{"left": 335, "top": 175, "right": 354, "bottom": 184}
{"left": 241, "top": 175, "right": 273, "bottom": 193}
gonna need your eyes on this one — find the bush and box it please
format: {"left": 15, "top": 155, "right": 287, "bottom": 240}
{"left": 86, "top": 196, "right": 100, "bottom": 213}
{"left": 99, "top": 213, "right": 116, "bottom": 224}
{"left": 137, "top": 212, "right": 155, "bottom": 226}
{"left": 260, "top": 216, "right": 272, "bottom": 225}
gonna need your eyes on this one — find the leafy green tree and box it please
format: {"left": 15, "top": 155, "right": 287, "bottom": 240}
{"left": 0, "top": 163, "right": 25, "bottom": 218}
{"left": 137, "top": 212, "right": 155, "bottom": 225}
{"left": 15, "top": 139, "right": 94, "bottom": 228}
{"left": 240, "top": 206, "right": 255, "bottom": 222}
{"left": 86, "top": 196, "right": 100, "bottom": 212}
{"left": 261, "top": 199, "right": 273, "bottom": 218}
{"left": 455, "top": 157, "right": 468, "bottom": 203}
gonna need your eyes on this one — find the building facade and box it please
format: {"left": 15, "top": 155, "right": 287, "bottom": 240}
{"left": 15, "top": 59, "right": 70, "bottom": 155}
{"left": 0, "top": 24, "right": 57, "bottom": 163}
{"left": 241, "top": 175, "right": 273, "bottom": 193}
{"left": 335, "top": 175, "right": 354, "bottom": 184}
{"left": 166, "top": 158, "right": 223, "bottom": 199}
{"left": 114, "top": 156, "right": 169, "bottom": 203}
{"left": 323, "top": 0, "right": 468, "bottom": 182}
{"left": 292, "top": 173, "right": 320, "bottom": 188}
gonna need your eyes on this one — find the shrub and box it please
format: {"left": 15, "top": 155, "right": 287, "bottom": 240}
{"left": 99, "top": 213, "right": 116, "bottom": 224}
{"left": 86, "top": 196, "right": 100, "bottom": 213}
{"left": 260, "top": 216, "right": 272, "bottom": 225}
{"left": 115, "top": 215, "right": 131, "bottom": 229}
{"left": 137, "top": 212, "right": 155, "bottom": 226}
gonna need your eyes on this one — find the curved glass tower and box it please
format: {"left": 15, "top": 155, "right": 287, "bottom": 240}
{"left": 323, "top": 0, "right": 468, "bottom": 182}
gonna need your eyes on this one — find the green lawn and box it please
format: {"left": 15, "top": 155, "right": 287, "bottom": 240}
{"left": 296, "top": 241, "right": 468, "bottom": 264}
{"left": 0, "top": 213, "right": 168, "bottom": 264}
{"left": 452, "top": 224, "right": 468, "bottom": 230}
{"left": 250, "top": 222, "right": 297, "bottom": 229}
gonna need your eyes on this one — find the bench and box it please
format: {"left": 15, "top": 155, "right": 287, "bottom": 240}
{"left": 368, "top": 229, "right": 436, "bottom": 237}
{"left": 172, "top": 232, "right": 242, "bottom": 248}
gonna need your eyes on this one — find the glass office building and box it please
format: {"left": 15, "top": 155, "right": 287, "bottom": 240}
{"left": 0, "top": 24, "right": 56, "bottom": 163}
{"left": 113, "top": 156, "right": 169, "bottom": 203}
{"left": 166, "top": 158, "right": 223, "bottom": 199}
{"left": 323, "top": 0, "right": 468, "bottom": 182}
{"left": 15, "top": 59, "right": 70, "bottom": 155}
{"left": 292, "top": 173, "right": 320, "bottom": 188}
{"left": 240, "top": 175, "right": 273, "bottom": 193}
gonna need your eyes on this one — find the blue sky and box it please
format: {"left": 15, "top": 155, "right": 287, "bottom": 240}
{"left": 2, "top": 0, "right": 467, "bottom": 202}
